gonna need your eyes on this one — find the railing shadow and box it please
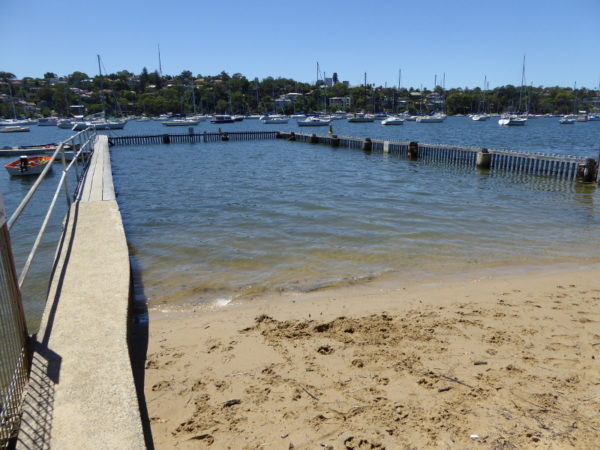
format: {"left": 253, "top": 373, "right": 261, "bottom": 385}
{"left": 128, "top": 254, "right": 154, "bottom": 450}
{"left": 14, "top": 342, "right": 60, "bottom": 450}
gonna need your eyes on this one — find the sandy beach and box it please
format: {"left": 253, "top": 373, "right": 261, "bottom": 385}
{"left": 144, "top": 266, "right": 600, "bottom": 449}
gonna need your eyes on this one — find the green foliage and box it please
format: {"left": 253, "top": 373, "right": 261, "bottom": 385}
{"left": 0, "top": 67, "right": 597, "bottom": 118}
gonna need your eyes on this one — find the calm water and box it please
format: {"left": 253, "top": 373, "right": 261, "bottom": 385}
{"left": 1, "top": 117, "right": 599, "bottom": 327}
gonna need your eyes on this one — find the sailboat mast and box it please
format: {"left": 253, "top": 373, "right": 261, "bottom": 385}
{"left": 364, "top": 72, "right": 367, "bottom": 112}
{"left": 158, "top": 44, "right": 163, "bottom": 76}
{"left": 518, "top": 55, "right": 526, "bottom": 113}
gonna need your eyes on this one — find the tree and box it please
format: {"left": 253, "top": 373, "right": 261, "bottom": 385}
{"left": 44, "top": 72, "right": 57, "bottom": 79}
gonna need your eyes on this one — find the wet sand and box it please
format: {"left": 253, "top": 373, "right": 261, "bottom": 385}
{"left": 144, "top": 267, "right": 600, "bottom": 449}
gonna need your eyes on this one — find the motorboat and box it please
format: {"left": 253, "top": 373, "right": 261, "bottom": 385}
{"left": 0, "top": 126, "right": 30, "bottom": 133}
{"left": 211, "top": 115, "right": 235, "bottom": 124}
{"left": 416, "top": 113, "right": 446, "bottom": 123}
{"left": 232, "top": 115, "right": 245, "bottom": 122}
{"left": 347, "top": 113, "right": 374, "bottom": 123}
{"left": 559, "top": 115, "right": 576, "bottom": 124}
{"left": 381, "top": 116, "right": 404, "bottom": 125}
{"left": 38, "top": 117, "right": 58, "bottom": 126}
{"left": 0, "top": 143, "right": 70, "bottom": 156}
{"left": 498, "top": 114, "right": 527, "bottom": 126}
{"left": 262, "top": 115, "right": 288, "bottom": 124}
{"left": 72, "top": 119, "right": 126, "bottom": 131}
{"left": 57, "top": 118, "right": 83, "bottom": 129}
{"left": 297, "top": 116, "right": 331, "bottom": 127}
{"left": 471, "top": 114, "right": 489, "bottom": 121}
{"left": 5, "top": 155, "right": 52, "bottom": 176}
{"left": 161, "top": 118, "right": 200, "bottom": 126}
{"left": 0, "top": 118, "right": 34, "bottom": 126}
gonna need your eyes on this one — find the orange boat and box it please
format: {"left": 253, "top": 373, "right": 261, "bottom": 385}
{"left": 5, "top": 156, "right": 52, "bottom": 176}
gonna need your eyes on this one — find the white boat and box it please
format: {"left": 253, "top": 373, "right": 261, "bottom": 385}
{"left": 72, "top": 119, "right": 126, "bottom": 131}
{"left": 211, "top": 114, "right": 235, "bottom": 123}
{"left": 5, "top": 156, "right": 52, "bottom": 176}
{"left": 347, "top": 113, "right": 374, "bottom": 123}
{"left": 0, "top": 118, "right": 32, "bottom": 126}
{"left": 262, "top": 115, "right": 288, "bottom": 124}
{"left": 559, "top": 115, "right": 576, "bottom": 124}
{"left": 498, "top": 114, "right": 527, "bottom": 126}
{"left": 297, "top": 116, "right": 331, "bottom": 127}
{"left": 0, "top": 126, "right": 30, "bottom": 133}
{"left": 38, "top": 117, "right": 58, "bottom": 126}
{"left": 471, "top": 114, "right": 489, "bottom": 121}
{"left": 416, "top": 113, "right": 446, "bottom": 123}
{"left": 245, "top": 115, "right": 261, "bottom": 119}
{"left": 588, "top": 114, "right": 600, "bottom": 121}
{"left": 381, "top": 116, "right": 404, "bottom": 125}
{"left": 161, "top": 118, "right": 200, "bottom": 126}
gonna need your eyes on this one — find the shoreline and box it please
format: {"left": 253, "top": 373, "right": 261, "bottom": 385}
{"left": 144, "top": 265, "right": 600, "bottom": 449}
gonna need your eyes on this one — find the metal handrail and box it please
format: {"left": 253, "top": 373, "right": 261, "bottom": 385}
{"left": 7, "top": 128, "right": 97, "bottom": 289}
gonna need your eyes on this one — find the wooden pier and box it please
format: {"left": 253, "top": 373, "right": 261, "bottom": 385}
{"left": 107, "top": 130, "right": 598, "bottom": 184}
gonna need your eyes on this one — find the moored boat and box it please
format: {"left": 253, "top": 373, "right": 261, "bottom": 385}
{"left": 5, "top": 155, "right": 52, "bottom": 176}
{"left": 347, "top": 113, "right": 374, "bottom": 123}
{"left": 161, "top": 118, "right": 201, "bottom": 126}
{"left": 416, "top": 113, "right": 446, "bottom": 123}
{"left": 72, "top": 119, "right": 126, "bottom": 131}
{"left": 297, "top": 116, "right": 331, "bottom": 127}
{"left": 261, "top": 115, "right": 288, "bottom": 124}
{"left": 559, "top": 115, "right": 576, "bottom": 125}
{"left": 498, "top": 114, "right": 527, "bottom": 126}
{"left": 0, "top": 126, "right": 30, "bottom": 133}
{"left": 381, "top": 116, "right": 405, "bottom": 125}
{"left": 211, "top": 115, "right": 235, "bottom": 124}
{"left": 38, "top": 117, "right": 58, "bottom": 126}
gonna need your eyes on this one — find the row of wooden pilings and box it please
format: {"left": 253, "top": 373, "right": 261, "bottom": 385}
{"left": 108, "top": 130, "right": 279, "bottom": 146}
{"left": 280, "top": 131, "right": 598, "bottom": 184}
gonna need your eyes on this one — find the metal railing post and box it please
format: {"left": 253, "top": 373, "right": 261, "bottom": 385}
{"left": 0, "top": 191, "right": 30, "bottom": 447}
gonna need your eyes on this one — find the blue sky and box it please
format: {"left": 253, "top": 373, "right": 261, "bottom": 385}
{"left": 1, "top": 0, "right": 599, "bottom": 89}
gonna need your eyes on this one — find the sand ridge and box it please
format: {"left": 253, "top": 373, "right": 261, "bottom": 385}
{"left": 145, "top": 268, "right": 600, "bottom": 449}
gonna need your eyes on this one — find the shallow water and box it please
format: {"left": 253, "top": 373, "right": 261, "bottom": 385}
{"left": 1, "top": 117, "right": 599, "bottom": 328}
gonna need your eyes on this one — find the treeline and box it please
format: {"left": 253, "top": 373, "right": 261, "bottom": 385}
{"left": 0, "top": 69, "right": 598, "bottom": 117}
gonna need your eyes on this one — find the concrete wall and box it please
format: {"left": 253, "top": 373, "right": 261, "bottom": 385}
{"left": 17, "top": 136, "right": 145, "bottom": 449}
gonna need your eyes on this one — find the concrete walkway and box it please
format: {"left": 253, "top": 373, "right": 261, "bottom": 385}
{"left": 17, "top": 136, "right": 145, "bottom": 449}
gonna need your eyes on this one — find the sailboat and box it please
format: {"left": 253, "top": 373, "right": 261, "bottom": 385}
{"left": 472, "top": 76, "right": 490, "bottom": 121}
{"left": 73, "top": 55, "right": 127, "bottom": 131}
{"left": 499, "top": 57, "right": 528, "bottom": 126}
{"left": 348, "top": 73, "right": 375, "bottom": 122}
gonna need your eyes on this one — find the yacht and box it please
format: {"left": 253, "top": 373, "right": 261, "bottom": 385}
{"left": 72, "top": 119, "right": 126, "bottom": 131}
{"left": 38, "top": 117, "right": 59, "bottom": 126}
{"left": 211, "top": 115, "right": 235, "bottom": 123}
{"left": 161, "top": 118, "right": 200, "bottom": 126}
{"left": 498, "top": 114, "right": 527, "bottom": 126}
{"left": 297, "top": 116, "right": 331, "bottom": 127}
{"left": 381, "top": 116, "right": 404, "bottom": 125}
{"left": 347, "top": 113, "right": 374, "bottom": 123}
{"left": 559, "top": 115, "right": 576, "bottom": 125}
{"left": 416, "top": 113, "right": 447, "bottom": 123}
{"left": 261, "top": 115, "right": 288, "bottom": 124}
{"left": 471, "top": 114, "right": 489, "bottom": 121}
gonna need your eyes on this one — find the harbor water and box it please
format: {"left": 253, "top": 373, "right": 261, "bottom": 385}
{"left": 1, "top": 116, "right": 599, "bottom": 327}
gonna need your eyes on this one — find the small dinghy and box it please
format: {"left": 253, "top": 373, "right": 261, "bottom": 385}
{"left": 5, "top": 155, "right": 52, "bottom": 176}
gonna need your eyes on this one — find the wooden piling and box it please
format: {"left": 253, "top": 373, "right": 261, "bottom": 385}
{"left": 408, "top": 141, "right": 418, "bottom": 160}
{"left": 476, "top": 148, "right": 491, "bottom": 170}
{"left": 362, "top": 138, "right": 372, "bottom": 152}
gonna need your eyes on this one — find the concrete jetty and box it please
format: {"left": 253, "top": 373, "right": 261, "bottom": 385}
{"left": 17, "top": 135, "right": 145, "bottom": 449}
